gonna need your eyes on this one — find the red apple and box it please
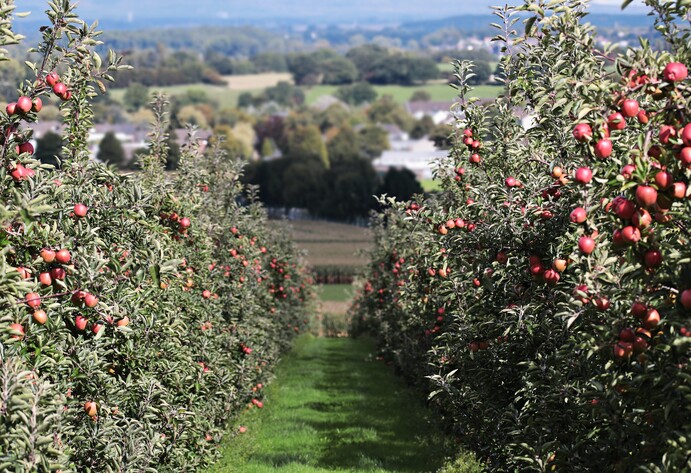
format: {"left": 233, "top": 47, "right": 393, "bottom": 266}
{"left": 116, "top": 316, "right": 130, "bottom": 327}
{"left": 40, "top": 248, "right": 56, "bottom": 263}
{"left": 92, "top": 323, "right": 103, "bottom": 335}
{"left": 631, "top": 302, "right": 647, "bottom": 319}
{"left": 643, "top": 249, "right": 662, "bottom": 268}
{"left": 6, "top": 102, "right": 16, "bottom": 115}
{"left": 637, "top": 110, "right": 649, "bottom": 124}
{"left": 84, "top": 293, "right": 98, "bottom": 308}
{"left": 621, "top": 226, "right": 641, "bottom": 244}
{"left": 613, "top": 197, "right": 635, "bottom": 220}
{"left": 621, "top": 164, "right": 636, "bottom": 179}
{"left": 594, "top": 139, "right": 613, "bottom": 158}
{"left": 73, "top": 203, "right": 88, "bottom": 217}
{"left": 613, "top": 342, "right": 633, "bottom": 359}
{"left": 593, "top": 296, "right": 610, "bottom": 311}
{"left": 50, "top": 267, "right": 66, "bottom": 280}
{"left": 635, "top": 186, "right": 658, "bottom": 208}
{"left": 643, "top": 308, "right": 660, "bottom": 329}
{"left": 672, "top": 182, "right": 687, "bottom": 199}
{"left": 659, "top": 125, "right": 676, "bottom": 144}
{"left": 18, "top": 142, "right": 34, "bottom": 155}
{"left": 25, "top": 292, "right": 41, "bottom": 309}
{"left": 32, "top": 310, "right": 47, "bottom": 325}
{"left": 9, "top": 323, "right": 24, "bottom": 339}
{"left": 505, "top": 176, "right": 518, "bottom": 188}
{"left": 619, "top": 327, "right": 636, "bottom": 343}
{"left": 621, "top": 99, "right": 639, "bottom": 118}
{"left": 573, "top": 123, "right": 592, "bottom": 142}
{"left": 679, "top": 147, "right": 691, "bottom": 165}
{"left": 654, "top": 171, "right": 673, "bottom": 190}
{"left": 570, "top": 207, "right": 587, "bottom": 223}
{"left": 55, "top": 249, "right": 71, "bottom": 264}
{"left": 469, "top": 153, "right": 481, "bottom": 164}
{"left": 632, "top": 209, "right": 652, "bottom": 229}
{"left": 202, "top": 290, "right": 211, "bottom": 299}
{"left": 16, "top": 96, "right": 32, "bottom": 114}
{"left": 39, "top": 272, "right": 52, "bottom": 286}
{"left": 543, "top": 269, "right": 560, "bottom": 286}
{"left": 632, "top": 336, "right": 648, "bottom": 354}
{"left": 75, "top": 315, "right": 88, "bottom": 331}
{"left": 575, "top": 167, "right": 592, "bottom": 184}
{"left": 663, "top": 62, "right": 688, "bottom": 82}
{"left": 179, "top": 217, "right": 191, "bottom": 229}
{"left": 45, "top": 72, "right": 59, "bottom": 86}
{"left": 681, "top": 289, "right": 691, "bottom": 310}
{"left": 32, "top": 97, "right": 42, "bottom": 113}
{"left": 552, "top": 259, "right": 567, "bottom": 272}
{"left": 84, "top": 401, "right": 98, "bottom": 417}
{"left": 682, "top": 123, "right": 691, "bottom": 146}
{"left": 52, "top": 82, "right": 67, "bottom": 96}
{"left": 607, "top": 113, "right": 626, "bottom": 131}
{"left": 578, "top": 236, "right": 596, "bottom": 255}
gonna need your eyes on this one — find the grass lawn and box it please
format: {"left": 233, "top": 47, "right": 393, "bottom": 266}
{"left": 316, "top": 284, "right": 352, "bottom": 303}
{"left": 421, "top": 178, "right": 442, "bottom": 192}
{"left": 207, "top": 335, "right": 462, "bottom": 473}
{"left": 109, "top": 83, "right": 261, "bottom": 109}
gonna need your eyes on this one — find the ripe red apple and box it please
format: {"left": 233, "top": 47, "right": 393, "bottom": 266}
{"left": 438, "top": 225, "right": 448, "bottom": 235}
{"left": 642, "top": 308, "right": 660, "bottom": 329}
{"left": 543, "top": 269, "right": 560, "bottom": 286}
{"left": 570, "top": 207, "right": 587, "bottom": 223}
{"left": 573, "top": 284, "right": 590, "bottom": 304}
{"left": 594, "top": 139, "right": 613, "bottom": 159}
{"left": 505, "top": 176, "right": 518, "bottom": 187}
{"left": 631, "top": 302, "right": 647, "bottom": 319}
{"left": 575, "top": 167, "right": 592, "bottom": 184}
{"left": 45, "top": 72, "right": 59, "bottom": 86}
{"left": 179, "top": 217, "right": 191, "bottom": 229}
{"left": 18, "top": 142, "right": 34, "bottom": 155}
{"left": 454, "top": 218, "right": 465, "bottom": 228}
{"left": 643, "top": 249, "right": 662, "bottom": 268}
{"left": 573, "top": 123, "right": 592, "bottom": 142}
{"left": 469, "top": 153, "right": 481, "bottom": 164}
{"left": 654, "top": 171, "right": 673, "bottom": 190}
{"left": 637, "top": 110, "right": 649, "bottom": 124}
{"left": 32, "top": 310, "right": 47, "bottom": 325}
{"left": 613, "top": 342, "right": 633, "bottom": 359}
{"left": 621, "top": 164, "right": 636, "bottom": 179}
{"left": 621, "top": 99, "right": 639, "bottom": 118}
{"left": 75, "top": 315, "right": 88, "bottom": 331}
{"left": 619, "top": 327, "right": 636, "bottom": 343}
{"left": 40, "top": 248, "right": 56, "bottom": 263}
{"left": 496, "top": 251, "right": 508, "bottom": 264}
{"left": 659, "top": 125, "right": 676, "bottom": 144}
{"left": 632, "top": 209, "right": 652, "bottom": 229}
{"left": 578, "top": 236, "right": 595, "bottom": 255}
{"left": 6, "top": 102, "right": 16, "bottom": 115}
{"left": 84, "top": 293, "right": 98, "bottom": 308}
{"left": 663, "top": 62, "right": 688, "bottom": 82}
{"left": 613, "top": 197, "right": 635, "bottom": 220}
{"left": 116, "top": 316, "right": 130, "bottom": 327}
{"left": 50, "top": 267, "right": 66, "bottom": 280}
{"left": 92, "top": 323, "right": 103, "bottom": 335}
{"left": 55, "top": 249, "right": 71, "bottom": 264}
{"left": 202, "top": 290, "right": 211, "bottom": 299}
{"left": 672, "top": 182, "right": 687, "bottom": 199}
{"left": 635, "top": 186, "right": 658, "bottom": 208}
{"left": 73, "top": 203, "right": 88, "bottom": 217}
{"left": 593, "top": 296, "right": 610, "bottom": 311}
{"left": 607, "top": 113, "right": 626, "bottom": 131}
{"left": 32, "top": 97, "right": 42, "bottom": 113}
{"left": 25, "top": 292, "right": 41, "bottom": 309}
{"left": 446, "top": 219, "right": 455, "bottom": 229}
{"left": 681, "top": 289, "right": 691, "bottom": 310}
{"left": 621, "top": 226, "right": 641, "bottom": 244}
{"left": 84, "top": 401, "right": 98, "bottom": 417}
{"left": 16, "top": 96, "right": 32, "bottom": 114}
{"left": 52, "top": 82, "right": 67, "bottom": 96}
{"left": 679, "top": 147, "right": 691, "bottom": 165}
{"left": 552, "top": 259, "right": 567, "bottom": 272}
{"left": 632, "top": 336, "right": 647, "bottom": 354}
{"left": 39, "top": 272, "right": 52, "bottom": 286}
{"left": 9, "top": 323, "right": 24, "bottom": 339}
{"left": 682, "top": 123, "right": 691, "bottom": 146}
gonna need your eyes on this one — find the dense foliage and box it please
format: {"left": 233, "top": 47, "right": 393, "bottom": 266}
{"left": 352, "top": 1, "right": 691, "bottom": 471}
{"left": 0, "top": 2, "right": 312, "bottom": 471}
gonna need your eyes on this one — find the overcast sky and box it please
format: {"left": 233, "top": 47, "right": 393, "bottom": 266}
{"left": 17, "top": 0, "right": 649, "bottom": 24}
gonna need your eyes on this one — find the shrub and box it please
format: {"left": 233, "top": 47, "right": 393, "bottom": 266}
{"left": 0, "top": 2, "right": 312, "bottom": 471}
{"left": 352, "top": 1, "right": 691, "bottom": 471}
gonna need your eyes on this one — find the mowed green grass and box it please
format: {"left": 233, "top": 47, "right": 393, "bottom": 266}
{"left": 316, "top": 284, "right": 352, "bottom": 303}
{"left": 207, "top": 335, "right": 456, "bottom": 473}
{"left": 421, "top": 178, "right": 442, "bottom": 192}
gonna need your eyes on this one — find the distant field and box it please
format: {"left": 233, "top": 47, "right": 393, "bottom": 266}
{"left": 109, "top": 83, "right": 255, "bottom": 109}
{"left": 222, "top": 72, "right": 293, "bottom": 91}
{"left": 317, "top": 284, "right": 353, "bottom": 303}
{"left": 303, "top": 83, "right": 502, "bottom": 105}
{"left": 280, "top": 220, "right": 372, "bottom": 270}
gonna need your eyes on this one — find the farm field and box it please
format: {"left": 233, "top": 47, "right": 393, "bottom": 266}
{"left": 109, "top": 83, "right": 252, "bottom": 109}
{"left": 222, "top": 72, "right": 293, "bottom": 90}
{"left": 206, "top": 335, "right": 473, "bottom": 472}
{"left": 304, "top": 83, "right": 502, "bottom": 105}
{"left": 279, "top": 220, "right": 372, "bottom": 270}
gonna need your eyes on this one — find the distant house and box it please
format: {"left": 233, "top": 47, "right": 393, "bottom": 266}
{"left": 404, "top": 101, "right": 456, "bottom": 125}
{"left": 373, "top": 137, "right": 448, "bottom": 180}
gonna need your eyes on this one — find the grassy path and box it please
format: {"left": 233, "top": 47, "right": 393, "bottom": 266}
{"left": 207, "top": 335, "right": 455, "bottom": 473}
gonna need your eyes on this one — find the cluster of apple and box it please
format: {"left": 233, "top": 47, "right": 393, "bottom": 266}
{"left": 159, "top": 211, "right": 191, "bottom": 235}
{"left": 44, "top": 71, "right": 71, "bottom": 101}
{"left": 461, "top": 128, "right": 483, "bottom": 164}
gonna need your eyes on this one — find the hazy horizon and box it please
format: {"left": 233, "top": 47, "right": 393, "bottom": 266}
{"left": 17, "top": 0, "right": 650, "bottom": 28}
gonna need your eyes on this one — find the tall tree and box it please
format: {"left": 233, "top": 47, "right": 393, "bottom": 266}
{"left": 97, "top": 132, "right": 127, "bottom": 168}
{"left": 35, "top": 131, "right": 63, "bottom": 168}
